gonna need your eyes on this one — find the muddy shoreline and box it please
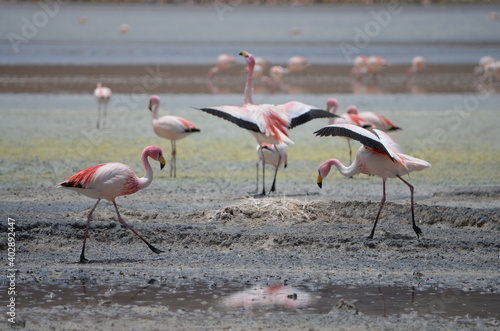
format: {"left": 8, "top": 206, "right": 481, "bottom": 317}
{"left": 0, "top": 63, "right": 482, "bottom": 94}
{"left": 1, "top": 181, "right": 499, "bottom": 330}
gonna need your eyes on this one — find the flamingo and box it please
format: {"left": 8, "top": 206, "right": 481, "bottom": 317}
{"left": 408, "top": 56, "right": 426, "bottom": 77}
{"left": 346, "top": 105, "right": 401, "bottom": 132}
{"left": 287, "top": 56, "right": 309, "bottom": 73}
{"left": 256, "top": 143, "right": 288, "bottom": 194}
{"left": 207, "top": 54, "right": 236, "bottom": 82}
{"left": 315, "top": 124, "right": 431, "bottom": 239}
{"left": 148, "top": 95, "right": 200, "bottom": 177}
{"left": 57, "top": 145, "right": 166, "bottom": 263}
{"left": 198, "top": 51, "right": 338, "bottom": 196}
{"left": 94, "top": 83, "right": 112, "bottom": 129}
{"left": 326, "top": 98, "right": 374, "bottom": 163}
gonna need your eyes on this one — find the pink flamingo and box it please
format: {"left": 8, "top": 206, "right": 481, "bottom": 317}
{"left": 207, "top": 54, "right": 236, "bottom": 82}
{"left": 94, "top": 83, "right": 112, "bottom": 129}
{"left": 198, "top": 51, "right": 338, "bottom": 195}
{"left": 57, "top": 146, "right": 166, "bottom": 263}
{"left": 148, "top": 95, "right": 200, "bottom": 178}
{"left": 326, "top": 98, "right": 374, "bottom": 163}
{"left": 346, "top": 105, "right": 401, "bottom": 132}
{"left": 287, "top": 56, "right": 309, "bottom": 73}
{"left": 256, "top": 143, "right": 288, "bottom": 194}
{"left": 408, "top": 56, "right": 426, "bottom": 77}
{"left": 315, "top": 124, "right": 430, "bottom": 239}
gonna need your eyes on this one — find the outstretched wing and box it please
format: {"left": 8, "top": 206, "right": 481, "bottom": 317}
{"left": 197, "top": 106, "right": 261, "bottom": 133}
{"left": 279, "top": 101, "right": 339, "bottom": 129}
{"left": 314, "top": 124, "right": 395, "bottom": 161}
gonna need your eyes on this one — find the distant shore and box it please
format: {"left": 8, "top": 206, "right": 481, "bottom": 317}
{"left": 0, "top": 63, "right": 481, "bottom": 94}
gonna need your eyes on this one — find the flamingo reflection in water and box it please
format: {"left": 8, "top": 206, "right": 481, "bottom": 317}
{"left": 221, "top": 284, "right": 313, "bottom": 312}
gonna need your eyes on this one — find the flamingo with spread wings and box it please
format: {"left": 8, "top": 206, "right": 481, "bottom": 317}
{"left": 315, "top": 124, "right": 430, "bottom": 239}
{"left": 198, "top": 51, "right": 338, "bottom": 196}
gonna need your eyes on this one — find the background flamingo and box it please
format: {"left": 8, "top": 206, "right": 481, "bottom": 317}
{"left": 346, "top": 105, "right": 401, "bottom": 132}
{"left": 315, "top": 124, "right": 430, "bottom": 239}
{"left": 94, "top": 82, "right": 112, "bottom": 129}
{"left": 149, "top": 95, "right": 200, "bottom": 177}
{"left": 326, "top": 98, "right": 374, "bottom": 163}
{"left": 207, "top": 53, "right": 236, "bottom": 82}
{"left": 408, "top": 56, "right": 426, "bottom": 77}
{"left": 198, "top": 51, "right": 338, "bottom": 196}
{"left": 57, "top": 145, "right": 166, "bottom": 263}
{"left": 256, "top": 143, "right": 288, "bottom": 194}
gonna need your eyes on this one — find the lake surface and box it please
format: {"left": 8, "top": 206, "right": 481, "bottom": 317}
{"left": 1, "top": 2, "right": 499, "bottom": 65}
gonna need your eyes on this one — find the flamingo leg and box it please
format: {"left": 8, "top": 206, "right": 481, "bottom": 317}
{"left": 255, "top": 161, "right": 260, "bottom": 194}
{"left": 396, "top": 175, "right": 422, "bottom": 238}
{"left": 170, "top": 140, "right": 176, "bottom": 177}
{"left": 347, "top": 139, "right": 352, "bottom": 164}
{"left": 369, "top": 179, "right": 386, "bottom": 239}
{"left": 102, "top": 102, "right": 108, "bottom": 129}
{"left": 96, "top": 104, "right": 101, "bottom": 129}
{"left": 112, "top": 201, "right": 163, "bottom": 254}
{"left": 80, "top": 198, "right": 101, "bottom": 263}
{"left": 259, "top": 144, "right": 266, "bottom": 196}
{"left": 269, "top": 149, "right": 282, "bottom": 194}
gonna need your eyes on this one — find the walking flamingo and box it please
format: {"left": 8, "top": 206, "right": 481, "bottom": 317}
{"left": 198, "top": 51, "right": 338, "bottom": 196}
{"left": 94, "top": 83, "right": 112, "bottom": 129}
{"left": 57, "top": 146, "right": 166, "bottom": 263}
{"left": 346, "top": 105, "right": 401, "bottom": 132}
{"left": 326, "top": 98, "right": 374, "bottom": 163}
{"left": 148, "top": 95, "right": 200, "bottom": 177}
{"left": 315, "top": 124, "right": 430, "bottom": 238}
{"left": 256, "top": 143, "right": 288, "bottom": 194}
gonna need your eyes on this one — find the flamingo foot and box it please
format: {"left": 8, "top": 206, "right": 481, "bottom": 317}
{"left": 79, "top": 254, "right": 89, "bottom": 264}
{"left": 413, "top": 225, "right": 423, "bottom": 238}
{"left": 147, "top": 244, "right": 164, "bottom": 254}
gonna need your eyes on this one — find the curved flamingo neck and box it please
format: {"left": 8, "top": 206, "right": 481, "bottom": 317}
{"left": 244, "top": 57, "right": 254, "bottom": 105}
{"left": 137, "top": 150, "right": 154, "bottom": 191}
{"left": 327, "top": 159, "right": 359, "bottom": 178}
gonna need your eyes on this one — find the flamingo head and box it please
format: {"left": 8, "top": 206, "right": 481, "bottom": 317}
{"left": 144, "top": 145, "right": 166, "bottom": 170}
{"left": 317, "top": 160, "right": 332, "bottom": 189}
{"left": 239, "top": 51, "right": 255, "bottom": 67}
{"left": 148, "top": 95, "right": 160, "bottom": 111}
{"left": 326, "top": 98, "right": 339, "bottom": 113}
{"left": 346, "top": 105, "right": 358, "bottom": 115}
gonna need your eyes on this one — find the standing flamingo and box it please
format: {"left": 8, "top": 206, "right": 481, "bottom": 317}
{"left": 207, "top": 54, "right": 237, "bottom": 82}
{"left": 346, "top": 105, "right": 401, "bottom": 132}
{"left": 94, "top": 83, "right": 112, "bottom": 129}
{"left": 326, "top": 98, "right": 374, "bottom": 163}
{"left": 198, "top": 51, "right": 338, "bottom": 196}
{"left": 256, "top": 143, "right": 288, "bottom": 194}
{"left": 315, "top": 124, "right": 430, "bottom": 238}
{"left": 148, "top": 95, "right": 200, "bottom": 177}
{"left": 408, "top": 56, "right": 426, "bottom": 77}
{"left": 57, "top": 146, "right": 166, "bottom": 263}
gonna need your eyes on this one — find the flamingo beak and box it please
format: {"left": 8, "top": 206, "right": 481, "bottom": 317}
{"left": 148, "top": 103, "right": 153, "bottom": 111}
{"left": 316, "top": 174, "right": 323, "bottom": 189}
{"left": 239, "top": 51, "right": 249, "bottom": 57}
{"left": 159, "top": 155, "right": 166, "bottom": 170}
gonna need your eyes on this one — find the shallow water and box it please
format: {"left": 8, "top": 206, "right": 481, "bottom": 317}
{"left": 1, "top": 281, "right": 498, "bottom": 326}
{"left": 1, "top": 3, "right": 499, "bottom": 65}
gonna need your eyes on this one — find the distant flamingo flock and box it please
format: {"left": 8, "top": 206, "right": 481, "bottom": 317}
{"left": 57, "top": 50, "right": 440, "bottom": 262}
